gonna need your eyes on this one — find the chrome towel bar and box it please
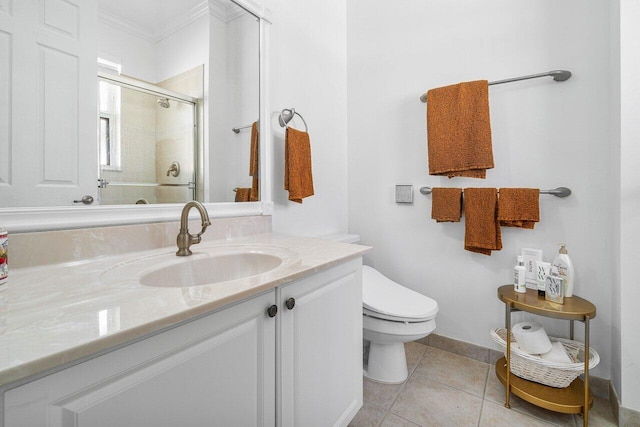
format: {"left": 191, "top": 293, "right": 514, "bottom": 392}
{"left": 232, "top": 124, "right": 253, "bottom": 134}
{"left": 419, "top": 186, "right": 572, "bottom": 198}
{"left": 419, "top": 70, "right": 572, "bottom": 103}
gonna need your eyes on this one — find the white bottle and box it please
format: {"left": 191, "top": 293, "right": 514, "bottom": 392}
{"left": 514, "top": 255, "right": 526, "bottom": 293}
{"left": 552, "top": 243, "right": 574, "bottom": 297}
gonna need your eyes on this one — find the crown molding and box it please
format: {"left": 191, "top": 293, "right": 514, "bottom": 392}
{"left": 156, "top": 1, "right": 210, "bottom": 41}
{"left": 97, "top": 0, "right": 262, "bottom": 43}
{"left": 98, "top": 1, "right": 213, "bottom": 44}
{"left": 98, "top": 8, "right": 156, "bottom": 43}
{"left": 209, "top": 0, "right": 252, "bottom": 23}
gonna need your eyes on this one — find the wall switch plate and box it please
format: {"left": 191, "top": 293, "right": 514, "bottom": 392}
{"left": 395, "top": 185, "right": 413, "bottom": 203}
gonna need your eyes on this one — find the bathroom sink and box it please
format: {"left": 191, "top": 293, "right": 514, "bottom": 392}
{"left": 139, "top": 252, "right": 284, "bottom": 288}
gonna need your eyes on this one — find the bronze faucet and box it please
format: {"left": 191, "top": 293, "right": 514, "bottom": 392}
{"left": 176, "top": 201, "right": 211, "bottom": 256}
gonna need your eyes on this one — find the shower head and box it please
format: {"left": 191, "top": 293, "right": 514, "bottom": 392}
{"left": 157, "top": 98, "right": 170, "bottom": 109}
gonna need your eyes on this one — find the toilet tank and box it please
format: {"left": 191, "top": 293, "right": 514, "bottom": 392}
{"left": 321, "top": 234, "right": 360, "bottom": 244}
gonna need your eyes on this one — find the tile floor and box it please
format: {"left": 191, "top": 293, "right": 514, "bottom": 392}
{"left": 349, "top": 342, "right": 617, "bottom": 427}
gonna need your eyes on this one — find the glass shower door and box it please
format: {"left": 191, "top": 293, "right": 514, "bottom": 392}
{"left": 98, "top": 77, "right": 197, "bottom": 205}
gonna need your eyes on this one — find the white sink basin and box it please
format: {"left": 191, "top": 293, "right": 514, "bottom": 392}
{"left": 139, "top": 252, "right": 283, "bottom": 288}
{"left": 100, "top": 245, "right": 293, "bottom": 289}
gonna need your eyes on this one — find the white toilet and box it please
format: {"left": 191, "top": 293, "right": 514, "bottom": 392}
{"left": 362, "top": 265, "right": 438, "bottom": 383}
{"left": 324, "top": 235, "right": 439, "bottom": 384}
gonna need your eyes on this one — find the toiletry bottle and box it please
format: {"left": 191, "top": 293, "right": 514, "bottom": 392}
{"left": 0, "top": 227, "right": 7, "bottom": 289}
{"left": 552, "top": 243, "right": 574, "bottom": 297}
{"left": 514, "top": 255, "right": 526, "bottom": 293}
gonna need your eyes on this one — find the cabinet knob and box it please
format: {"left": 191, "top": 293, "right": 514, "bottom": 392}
{"left": 267, "top": 304, "right": 278, "bottom": 318}
{"left": 285, "top": 297, "right": 296, "bottom": 310}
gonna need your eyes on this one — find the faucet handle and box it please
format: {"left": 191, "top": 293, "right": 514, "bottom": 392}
{"left": 166, "top": 161, "right": 180, "bottom": 177}
{"left": 191, "top": 219, "right": 210, "bottom": 241}
{"left": 190, "top": 230, "right": 204, "bottom": 245}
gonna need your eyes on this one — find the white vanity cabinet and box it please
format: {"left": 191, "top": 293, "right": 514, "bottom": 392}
{"left": 4, "top": 290, "right": 277, "bottom": 427}
{"left": 3, "top": 259, "right": 363, "bottom": 427}
{"left": 278, "top": 259, "right": 363, "bottom": 427}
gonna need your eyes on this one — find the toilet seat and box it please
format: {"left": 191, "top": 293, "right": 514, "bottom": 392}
{"left": 363, "top": 308, "right": 430, "bottom": 323}
{"left": 362, "top": 265, "right": 438, "bottom": 322}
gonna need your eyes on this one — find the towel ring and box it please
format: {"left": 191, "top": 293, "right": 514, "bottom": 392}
{"left": 278, "top": 108, "right": 309, "bottom": 132}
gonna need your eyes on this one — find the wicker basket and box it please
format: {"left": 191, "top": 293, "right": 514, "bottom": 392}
{"left": 491, "top": 328, "right": 600, "bottom": 388}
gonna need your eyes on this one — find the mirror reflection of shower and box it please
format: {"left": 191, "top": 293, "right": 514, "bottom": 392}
{"left": 97, "top": 67, "right": 203, "bottom": 206}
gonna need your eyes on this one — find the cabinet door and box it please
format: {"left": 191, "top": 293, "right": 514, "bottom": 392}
{"left": 4, "top": 291, "right": 276, "bottom": 427}
{"left": 279, "top": 259, "right": 363, "bottom": 427}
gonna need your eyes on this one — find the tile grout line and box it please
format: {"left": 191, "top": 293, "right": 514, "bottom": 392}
{"left": 379, "top": 345, "right": 429, "bottom": 426}
{"left": 414, "top": 348, "right": 490, "bottom": 401}
{"left": 387, "top": 412, "right": 422, "bottom": 427}
{"left": 484, "top": 360, "right": 579, "bottom": 427}
{"left": 476, "top": 368, "right": 493, "bottom": 427}
{"left": 357, "top": 343, "right": 616, "bottom": 427}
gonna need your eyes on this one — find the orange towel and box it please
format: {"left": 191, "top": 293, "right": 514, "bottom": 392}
{"left": 498, "top": 188, "right": 540, "bottom": 229}
{"left": 464, "top": 188, "right": 502, "bottom": 255}
{"left": 249, "top": 121, "right": 259, "bottom": 201}
{"left": 431, "top": 188, "right": 462, "bottom": 222}
{"left": 235, "top": 188, "right": 252, "bottom": 202}
{"left": 426, "top": 80, "right": 494, "bottom": 178}
{"left": 284, "top": 127, "right": 314, "bottom": 203}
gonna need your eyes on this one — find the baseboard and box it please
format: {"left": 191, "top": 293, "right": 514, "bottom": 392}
{"left": 610, "top": 382, "right": 620, "bottom": 425}
{"left": 418, "top": 333, "right": 610, "bottom": 400}
{"left": 610, "top": 382, "right": 640, "bottom": 426}
{"left": 619, "top": 406, "right": 640, "bottom": 426}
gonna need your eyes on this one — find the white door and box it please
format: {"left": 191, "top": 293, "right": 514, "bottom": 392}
{"left": 279, "top": 260, "right": 363, "bottom": 427}
{"left": 0, "top": 0, "right": 97, "bottom": 207}
{"left": 4, "top": 291, "right": 277, "bottom": 427}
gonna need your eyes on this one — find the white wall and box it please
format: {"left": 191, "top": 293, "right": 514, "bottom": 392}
{"left": 618, "top": 0, "right": 640, "bottom": 413}
{"left": 97, "top": 23, "right": 156, "bottom": 82}
{"left": 155, "top": 15, "right": 209, "bottom": 85}
{"left": 208, "top": 16, "right": 229, "bottom": 202}
{"left": 225, "top": 14, "right": 260, "bottom": 201}
{"left": 207, "top": 12, "right": 260, "bottom": 203}
{"left": 347, "top": 0, "right": 613, "bottom": 378}
{"left": 265, "top": 0, "right": 349, "bottom": 237}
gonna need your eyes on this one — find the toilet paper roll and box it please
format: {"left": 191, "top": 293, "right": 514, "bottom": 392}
{"left": 512, "top": 321, "right": 552, "bottom": 355}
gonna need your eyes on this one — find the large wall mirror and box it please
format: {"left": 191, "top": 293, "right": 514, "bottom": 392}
{"left": 0, "top": 0, "right": 269, "bottom": 232}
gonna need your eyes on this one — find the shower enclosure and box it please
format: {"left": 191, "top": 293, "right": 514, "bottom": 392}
{"left": 97, "top": 72, "right": 202, "bottom": 205}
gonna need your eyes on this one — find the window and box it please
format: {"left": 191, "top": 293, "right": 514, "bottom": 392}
{"left": 99, "top": 115, "right": 113, "bottom": 166}
{"left": 98, "top": 80, "right": 121, "bottom": 170}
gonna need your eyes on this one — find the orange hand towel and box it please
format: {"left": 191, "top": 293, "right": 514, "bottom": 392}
{"left": 284, "top": 127, "right": 314, "bottom": 203}
{"left": 235, "top": 187, "right": 251, "bottom": 202}
{"left": 464, "top": 188, "right": 502, "bottom": 255}
{"left": 431, "top": 188, "right": 462, "bottom": 222}
{"left": 498, "top": 188, "right": 540, "bottom": 229}
{"left": 426, "top": 80, "right": 494, "bottom": 179}
{"left": 249, "top": 121, "right": 259, "bottom": 201}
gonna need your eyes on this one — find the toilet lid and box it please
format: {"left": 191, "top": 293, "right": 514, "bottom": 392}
{"left": 362, "top": 265, "right": 438, "bottom": 321}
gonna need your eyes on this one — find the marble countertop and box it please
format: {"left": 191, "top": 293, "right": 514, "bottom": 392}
{"left": 0, "top": 233, "right": 369, "bottom": 388}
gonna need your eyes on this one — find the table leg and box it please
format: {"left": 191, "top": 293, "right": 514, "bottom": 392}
{"left": 584, "top": 316, "right": 590, "bottom": 427}
{"left": 505, "top": 302, "right": 512, "bottom": 408}
{"left": 570, "top": 320, "right": 574, "bottom": 340}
